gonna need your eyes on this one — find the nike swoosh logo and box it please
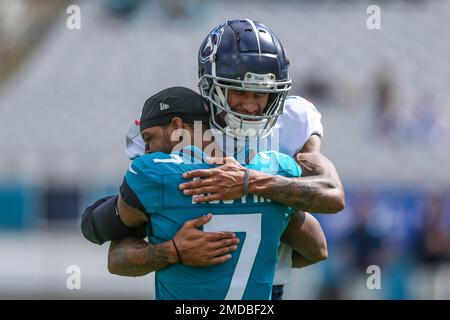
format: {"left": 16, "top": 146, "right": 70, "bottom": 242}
{"left": 128, "top": 163, "right": 138, "bottom": 175}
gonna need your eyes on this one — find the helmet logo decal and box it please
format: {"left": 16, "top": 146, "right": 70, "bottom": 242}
{"left": 200, "top": 23, "right": 226, "bottom": 63}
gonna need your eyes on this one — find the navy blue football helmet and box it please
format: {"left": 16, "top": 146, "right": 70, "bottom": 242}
{"left": 198, "top": 19, "right": 291, "bottom": 139}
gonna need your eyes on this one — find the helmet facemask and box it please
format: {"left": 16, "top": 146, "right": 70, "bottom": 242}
{"left": 198, "top": 72, "right": 291, "bottom": 140}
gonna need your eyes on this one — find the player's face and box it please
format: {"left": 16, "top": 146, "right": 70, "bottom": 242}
{"left": 141, "top": 126, "right": 173, "bottom": 154}
{"left": 227, "top": 89, "right": 269, "bottom": 116}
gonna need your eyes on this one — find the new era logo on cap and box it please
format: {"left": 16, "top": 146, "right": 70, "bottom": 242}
{"left": 160, "top": 103, "right": 170, "bottom": 111}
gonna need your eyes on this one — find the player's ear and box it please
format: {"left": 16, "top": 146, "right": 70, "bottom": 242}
{"left": 169, "top": 117, "right": 184, "bottom": 129}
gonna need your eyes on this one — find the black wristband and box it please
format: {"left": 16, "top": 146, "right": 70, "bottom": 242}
{"left": 243, "top": 169, "right": 250, "bottom": 195}
{"left": 171, "top": 238, "right": 183, "bottom": 264}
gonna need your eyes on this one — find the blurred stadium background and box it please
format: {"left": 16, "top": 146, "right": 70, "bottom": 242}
{"left": 0, "top": 0, "right": 449, "bottom": 299}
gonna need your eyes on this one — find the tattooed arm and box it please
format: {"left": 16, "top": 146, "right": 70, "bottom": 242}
{"left": 249, "top": 135, "right": 345, "bottom": 213}
{"left": 108, "top": 237, "right": 177, "bottom": 277}
{"left": 181, "top": 134, "right": 345, "bottom": 213}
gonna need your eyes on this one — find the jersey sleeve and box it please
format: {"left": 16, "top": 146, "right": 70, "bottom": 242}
{"left": 121, "top": 156, "right": 160, "bottom": 214}
{"left": 277, "top": 96, "right": 324, "bottom": 156}
{"left": 249, "top": 151, "right": 302, "bottom": 178}
{"left": 271, "top": 152, "right": 302, "bottom": 178}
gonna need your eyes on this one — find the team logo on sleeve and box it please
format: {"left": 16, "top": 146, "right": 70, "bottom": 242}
{"left": 200, "top": 23, "right": 226, "bottom": 63}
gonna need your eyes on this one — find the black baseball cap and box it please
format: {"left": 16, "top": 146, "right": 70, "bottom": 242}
{"left": 139, "top": 86, "right": 210, "bottom": 131}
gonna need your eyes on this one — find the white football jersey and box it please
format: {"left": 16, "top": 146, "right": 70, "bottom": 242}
{"left": 271, "top": 96, "right": 323, "bottom": 285}
{"left": 125, "top": 95, "right": 324, "bottom": 285}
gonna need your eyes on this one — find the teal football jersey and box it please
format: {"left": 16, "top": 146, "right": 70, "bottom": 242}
{"left": 122, "top": 146, "right": 301, "bottom": 300}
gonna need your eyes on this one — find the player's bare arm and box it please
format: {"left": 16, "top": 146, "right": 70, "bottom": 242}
{"left": 280, "top": 211, "right": 328, "bottom": 268}
{"left": 108, "top": 237, "right": 177, "bottom": 276}
{"left": 180, "top": 135, "right": 345, "bottom": 213}
{"left": 252, "top": 134, "right": 345, "bottom": 213}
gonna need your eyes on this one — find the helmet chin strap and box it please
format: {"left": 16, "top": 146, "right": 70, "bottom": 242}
{"left": 224, "top": 113, "right": 269, "bottom": 138}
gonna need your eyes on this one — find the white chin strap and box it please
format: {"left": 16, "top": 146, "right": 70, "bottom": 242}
{"left": 224, "top": 113, "right": 269, "bottom": 139}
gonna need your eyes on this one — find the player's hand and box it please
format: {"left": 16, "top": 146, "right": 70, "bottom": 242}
{"left": 172, "top": 213, "right": 240, "bottom": 266}
{"left": 179, "top": 157, "right": 248, "bottom": 203}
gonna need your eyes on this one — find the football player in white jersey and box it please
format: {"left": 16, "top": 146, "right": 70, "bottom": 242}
{"left": 82, "top": 19, "right": 344, "bottom": 299}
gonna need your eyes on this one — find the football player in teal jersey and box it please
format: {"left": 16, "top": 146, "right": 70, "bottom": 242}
{"left": 109, "top": 86, "right": 325, "bottom": 299}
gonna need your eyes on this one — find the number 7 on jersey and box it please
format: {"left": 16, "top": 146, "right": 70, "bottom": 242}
{"left": 203, "top": 213, "right": 262, "bottom": 300}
